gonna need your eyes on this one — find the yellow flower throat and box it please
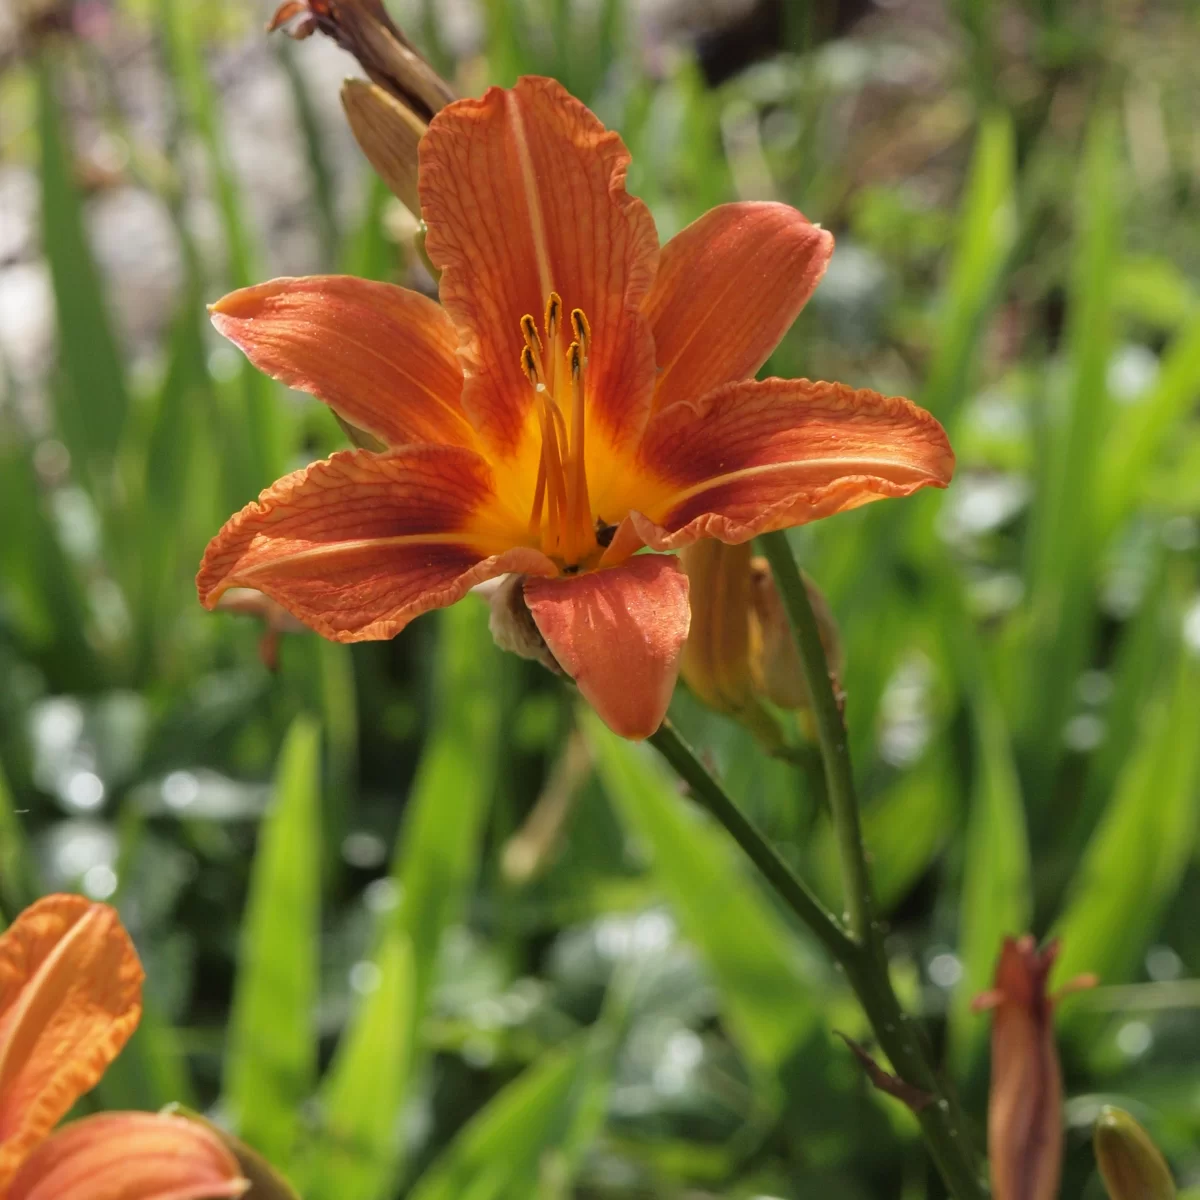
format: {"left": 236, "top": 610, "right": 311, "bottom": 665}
{"left": 520, "top": 293, "right": 600, "bottom": 570}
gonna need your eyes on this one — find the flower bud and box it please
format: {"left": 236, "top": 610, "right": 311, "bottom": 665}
{"left": 973, "top": 936, "right": 1096, "bottom": 1200}
{"left": 1094, "top": 1107, "right": 1176, "bottom": 1200}
{"left": 679, "top": 540, "right": 756, "bottom": 715}
{"left": 340, "top": 78, "right": 426, "bottom": 217}
{"left": 748, "top": 555, "right": 842, "bottom": 710}
{"left": 679, "top": 541, "right": 842, "bottom": 744}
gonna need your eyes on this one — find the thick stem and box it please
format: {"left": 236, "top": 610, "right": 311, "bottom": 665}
{"left": 756, "top": 529, "right": 987, "bottom": 1200}
{"left": 648, "top": 721, "right": 853, "bottom": 964}
{"left": 757, "top": 532, "right": 873, "bottom": 942}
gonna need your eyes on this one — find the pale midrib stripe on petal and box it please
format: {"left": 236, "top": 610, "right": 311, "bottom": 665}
{"left": 653, "top": 457, "right": 935, "bottom": 512}
{"left": 0, "top": 906, "right": 104, "bottom": 1098}
{"left": 232, "top": 531, "right": 517, "bottom": 579}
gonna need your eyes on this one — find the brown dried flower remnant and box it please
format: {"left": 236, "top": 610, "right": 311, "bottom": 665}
{"left": 268, "top": 0, "right": 453, "bottom": 121}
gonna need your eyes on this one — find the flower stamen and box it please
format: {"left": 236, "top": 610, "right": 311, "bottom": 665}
{"left": 522, "top": 297, "right": 597, "bottom": 567}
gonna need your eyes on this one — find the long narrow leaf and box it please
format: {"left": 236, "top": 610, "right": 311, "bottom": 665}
{"left": 589, "top": 718, "right": 816, "bottom": 1077}
{"left": 224, "top": 714, "right": 322, "bottom": 1166}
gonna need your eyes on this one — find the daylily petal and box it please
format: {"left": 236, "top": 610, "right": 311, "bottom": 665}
{"left": 196, "top": 446, "right": 557, "bottom": 641}
{"left": 419, "top": 75, "right": 659, "bottom": 459}
{"left": 7, "top": 1112, "right": 248, "bottom": 1200}
{"left": 644, "top": 202, "right": 833, "bottom": 413}
{"left": 524, "top": 555, "right": 690, "bottom": 739}
{"left": 0, "top": 895, "right": 143, "bottom": 1189}
{"left": 209, "top": 277, "right": 475, "bottom": 450}
{"left": 627, "top": 378, "right": 954, "bottom": 548}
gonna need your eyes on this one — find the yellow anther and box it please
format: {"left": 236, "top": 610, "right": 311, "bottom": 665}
{"left": 568, "top": 341, "right": 583, "bottom": 379}
{"left": 545, "top": 292, "right": 562, "bottom": 342}
{"left": 521, "top": 313, "right": 541, "bottom": 351}
{"left": 520, "top": 345, "right": 540, "bottom": 387}
{"left": 570, "top": 308, "right": 590, "bottom": 355}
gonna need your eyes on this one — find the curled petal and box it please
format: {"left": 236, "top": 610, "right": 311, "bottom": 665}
{"left": 420, "top": 75, "right": 659, "bottom": 459}
{"left": 210, "top": 277, "right": 474, "bottom": 450}
{"left": 6, "top": 1112, "right": 248, "bottom": 1200}
{"left": 196, "top": 447, "right": 556, "bottom": 642}
{"left": 0, "top": 895, "right": 143, "bottom": 1188}
{"left": 645, "top": 202, "right": 833, "bottom": 412}
{"left": 524, "top": 555, "right": 690, "bottom": 740}
{"left": 630, "top": 378, "right": 954, "bottom": 548}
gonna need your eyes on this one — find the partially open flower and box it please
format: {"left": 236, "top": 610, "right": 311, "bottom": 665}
{"left": 972, "top": 936, "right": 1097, "bottom": 1200}
{"left": 1094, "top": 1106, "right": 1176, "bottom": 1200}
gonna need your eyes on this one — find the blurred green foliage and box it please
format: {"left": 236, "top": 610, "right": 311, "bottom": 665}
{"left": 1, "top": 0, "right": 1199, "bottom": 1196}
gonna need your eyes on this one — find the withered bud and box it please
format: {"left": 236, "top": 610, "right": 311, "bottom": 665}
{"left": 340, "top": 78, "right": 426, "bottom": 217}
{"left": 483, "top": 574, "right": 560, "bottom": 676}
{"left": 269, "top": 0, "right": 454, "bottom": 122}
{"left": 1094, "top": 1107, "right": 1176, "bottom": 1200}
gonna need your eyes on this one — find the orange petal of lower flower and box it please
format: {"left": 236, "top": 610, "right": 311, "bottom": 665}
{"left": 6, "top": 1112, "right": 248, "bottom": 1200}
{"left": 524, "top": 555, "right": 690, "bottom": 739}
{"left": 644, "top": 203, "right": 833, "bottom": 413}
{"left": 419, "top": 76, "right": 659, "bottom": 458}
{"left": 0, "top": 895, "right": 143, "bottom": 1189}
{"left": 631, "top": 378, "right": 955, "bottom": 547}
{"left": 210, "top": 276, "right": 474, "bottom": 450}
{"left": 196, "top": 446, "right": 557, "bottom": 642}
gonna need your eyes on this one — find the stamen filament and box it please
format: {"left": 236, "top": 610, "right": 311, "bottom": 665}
{"left": 569, "top": 340, "right": 593, "bottom": 553}
{"left": 522, "top": 296, "right": 595, "bottom": 566}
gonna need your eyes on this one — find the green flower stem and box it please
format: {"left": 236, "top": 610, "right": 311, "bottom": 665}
{"left": 756, "top": 529, "right": 986, "bottom": 1200}
{"left": 647, "top": 720, "right": 854, "bottom": 964}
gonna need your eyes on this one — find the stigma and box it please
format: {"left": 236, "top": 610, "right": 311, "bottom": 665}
{"left": 521, "top": 293, "right": 597, "bottom": 568}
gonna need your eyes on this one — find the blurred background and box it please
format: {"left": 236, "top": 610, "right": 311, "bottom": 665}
{"left": 1, "top": 0, "right": 1199, "bottom": 1196}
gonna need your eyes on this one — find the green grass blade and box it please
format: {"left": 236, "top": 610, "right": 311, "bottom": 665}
{"left": 407, "top": 1045, "right": 584, "bottom": 1200}
{"left": 388, "top": 601, "right": 503, "bottom": 1027}
{"left": 1021, "top": 110, "right": 1122, "bottom": 783}
{"left": 224, "top": 714, "right": 322, "bottom": 1166}
{"left": 307, "top": 927, "right": 415, "bottom": 1200}
{"left": 1097, "top": 307, "right": 1200, "bottom": 540}
{"left": 589, "top": 717, "right": 815, "bottom": 1077}
{"left": 36, "top": 55, "right": 131, "bottom": 484}
{"left": 0, "top": 758, "right": 38, "bottom": 922}
{"left": 1053, "top": 616, "right": 1200, "bottom": 1007}
{"left": 920, "top": 108, "right": 1017, "bottom": 421}
{"left": 275, "top": 37, "right": 340, "bottom": 265}
{"left": 158, "top": 0, "right": 285, "bottom": 487}
{"left": 946, "top": 585, "right": 1031, "bottom": 1069}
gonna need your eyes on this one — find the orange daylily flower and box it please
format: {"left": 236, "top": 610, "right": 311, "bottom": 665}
{"left": 0, "top": 894, "right": 247, "bottom": 1200}
{"left": 197, "top": 76, "right": 954, "bottom": 738}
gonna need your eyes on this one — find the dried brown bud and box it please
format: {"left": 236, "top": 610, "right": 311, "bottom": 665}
{"left": 269, "top": 0, "right": 453, "bottom": 122}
